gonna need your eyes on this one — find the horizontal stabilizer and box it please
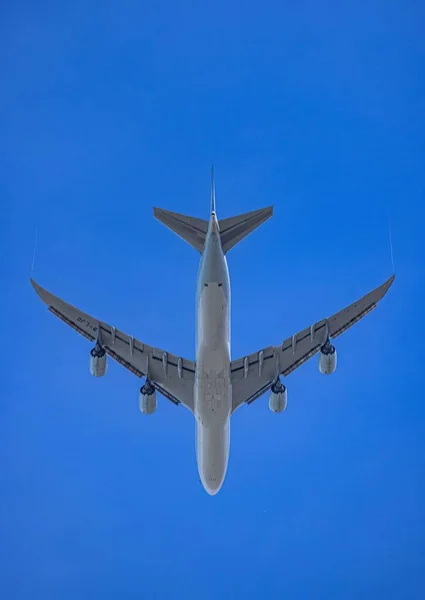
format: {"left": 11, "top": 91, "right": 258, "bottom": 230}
{"left": 154, "top": 208, "right": 209, "bottom": 252}
{"left": 219, "top": 206, "right": 273, "bottom": 253}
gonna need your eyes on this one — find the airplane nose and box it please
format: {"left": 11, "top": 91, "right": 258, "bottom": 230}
{"left": 204, "top": 478, "right": 224, "bottom": 496}
{"left": 199, "top": 465, "right": 226, "bottom": 495}
{"left": 198, "top": 460, "right": 227, "bottom": 495}
{"left": 196, "top": 423, "right": 230, "bottom": 496}
{"left": 202, "top": 480, "right": 223, "bottom": 496}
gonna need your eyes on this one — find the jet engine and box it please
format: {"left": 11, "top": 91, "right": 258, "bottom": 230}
{"left": 90, "top": 344, "right": 107, "bottom": 377}
{"left": 269, "top": 378, "right": 287, "bottom": 413}
{"left": 318, "top": 339, "right": 337, "bottom": 375}
{"left": 139, "top": 379, "right": 157, "bottom": 414}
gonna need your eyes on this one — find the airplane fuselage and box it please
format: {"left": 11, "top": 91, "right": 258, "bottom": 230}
{"left": 194, "top": 213, "right": 232, "bottom": 495}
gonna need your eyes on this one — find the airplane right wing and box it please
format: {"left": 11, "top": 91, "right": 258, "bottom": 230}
{"left": 230, "top": 275, "right": 395, "bottom": 413}
{"left": 31, "top": 279, "right": 196, "bottom": 412}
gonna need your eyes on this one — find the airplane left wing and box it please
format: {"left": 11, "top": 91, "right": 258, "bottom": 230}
{"left": 31, "top": 279, "right": 195, "bottom": 412}
{"left": 230, "top": 275, "right": 395, "bottom": 413}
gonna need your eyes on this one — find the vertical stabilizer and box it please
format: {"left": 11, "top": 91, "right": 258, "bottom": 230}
{"left": 154, "top": 170, "right": 273, "bottom": 253}
{"left": 210, "top": 166, "right": 216, "bottom": 214}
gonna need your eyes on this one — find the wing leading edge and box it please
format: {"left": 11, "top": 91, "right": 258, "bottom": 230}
{"left": 31, "top": 279, "right": 195, "bottom": 412}
{"left": 230, "top": 275, "right": 395, "bottom": 413}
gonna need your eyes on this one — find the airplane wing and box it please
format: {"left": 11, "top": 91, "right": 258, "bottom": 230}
{"left": 230, "top": 275, "right": 395, "bottom": 413}
{"left": 31, "top": 279, "right": 195, "bottom": 412}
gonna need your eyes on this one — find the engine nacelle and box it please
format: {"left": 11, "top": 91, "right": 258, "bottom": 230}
{"left": 269, "top": 379, "right": 288, "bottom": 413}
{"left": 318, "top": 340, "right": 337, "bottom": 375}
{"left": 139, "top": 379, "right": 157, "bottom": 414}
{"left": 90, "top": 345, "right": 107, "bottom": 377}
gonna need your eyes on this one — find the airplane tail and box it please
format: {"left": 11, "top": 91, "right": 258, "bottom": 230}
{"left": 218, "top": 206, "right": 273, "bottom": 253}
{"left": 153, "top": 208, "right": 209, "bottom": 252}
{"left": 154, "top": 169, "right": 273, "bottom": 253}
{"left": 210, "top": 166, "right": 216, "bottom": 214}
{"left": 154, "top": 205, "right": 273, "bottom": 253}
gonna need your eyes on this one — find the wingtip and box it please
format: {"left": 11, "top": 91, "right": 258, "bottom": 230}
{"left": 387, "top": 273, "right": 396, "bottom": 287}
{"left": 263, "top": 205, "right": 274, "bottom": 219}
{"left": 379, "top": 273, "right": 396, "bottom": 299}
{"left": 253, "top": 205, "right": 274, "bottom": 217}
{"left": 30, "top": 277, "right": 52, "bottom": 307}
{"left": 30, "top": 277, "right": 44, "bottom": 299}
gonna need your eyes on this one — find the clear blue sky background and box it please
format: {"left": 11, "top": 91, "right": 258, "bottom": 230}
{"left": 1, "top": 0, "right": 424, "bottom": 598}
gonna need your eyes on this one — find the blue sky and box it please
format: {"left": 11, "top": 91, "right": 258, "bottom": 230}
{"left": 1, "top": 0, "right": 424, "bottom": 598}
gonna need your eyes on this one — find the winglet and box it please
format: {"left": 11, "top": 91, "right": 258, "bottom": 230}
{"left": 210, "top": 165, "right": 216, "bottom": 215}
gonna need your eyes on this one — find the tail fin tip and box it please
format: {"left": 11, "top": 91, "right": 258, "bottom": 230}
{"left": 210, "top": 165, "right": 216, "bottom": 214}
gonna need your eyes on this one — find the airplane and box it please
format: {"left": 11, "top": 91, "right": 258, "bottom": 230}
{"left": 31, "top": 170, "right": 395, "bottom": 495}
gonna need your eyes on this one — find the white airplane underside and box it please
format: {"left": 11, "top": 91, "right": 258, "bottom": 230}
{"left": 31, "top": 170, "right": 395, "bottom": 495}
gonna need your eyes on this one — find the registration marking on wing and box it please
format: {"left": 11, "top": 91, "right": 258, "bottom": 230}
{"left": 49, "top": 307, "right": 96, "bottom": 342}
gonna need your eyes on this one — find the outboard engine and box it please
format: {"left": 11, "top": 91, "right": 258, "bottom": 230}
{"left": 269, "top": 378, "right": 288, "bottom": 413}
{"left": 318, "top": 339, "right": 337, "bottom": 375}
{"left": 90, "top": 343, "right": 107, "bottom": 377}
{"left": 139, "top": 379, "right": 157, "bottom": 414}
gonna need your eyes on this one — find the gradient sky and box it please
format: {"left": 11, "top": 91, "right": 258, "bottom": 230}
{"left": 1, "top": 1, "right": 425, "bottom": 598}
